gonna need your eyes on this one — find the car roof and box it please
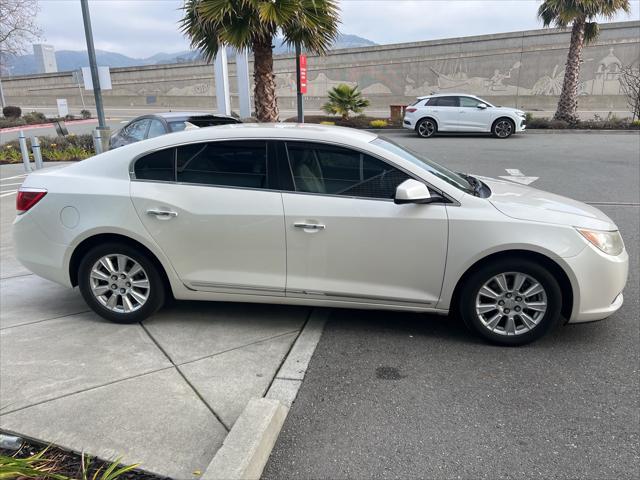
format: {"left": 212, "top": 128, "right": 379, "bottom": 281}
{"left": 154, "top": 111, "right": 235, "bottom": 120}
{"left": 117, "top": 123, "right": 378, "bottom": 153}
{"left": 416, "top": 93, "right": 481, "bottom": 100}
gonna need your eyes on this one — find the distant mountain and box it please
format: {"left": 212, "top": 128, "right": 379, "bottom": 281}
{"left": 1, "top": 33, "right": 377, "bottom": 76}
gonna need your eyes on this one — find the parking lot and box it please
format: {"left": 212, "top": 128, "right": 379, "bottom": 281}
{"left": 0, "top": 131, "right": 638, "bottom": 479}
{"left": 264, "top": 131, "right": 640, "bottom": 479}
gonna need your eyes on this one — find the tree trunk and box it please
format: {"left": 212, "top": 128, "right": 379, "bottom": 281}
{"left": 554, "top": 19, "right": 585, "bottom": 124}
{"left": 252, "top": 38, "right": 279, "bottom": 122}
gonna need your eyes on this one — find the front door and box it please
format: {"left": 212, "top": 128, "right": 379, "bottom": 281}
{"left": 280, "top": 141, "right": 448, "bottom": 307}
{"left": 458, "top": 96, "right": 493, "bottom": 131}
{"left": 130, "top": 140, "right": 287, "bottom": 296}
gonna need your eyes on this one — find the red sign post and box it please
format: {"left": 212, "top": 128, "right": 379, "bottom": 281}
{"left": 299, "top": 54, "right": 307, "bottom": 94}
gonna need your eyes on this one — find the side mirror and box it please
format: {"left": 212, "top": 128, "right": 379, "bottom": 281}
{"left": 477, "top": 103, "right": 488, "bottom": 109}
{"left": 394, "top": 179, "right": 435, "bottom": 204}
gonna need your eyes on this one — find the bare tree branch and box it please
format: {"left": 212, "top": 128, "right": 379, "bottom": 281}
{"left": 0, "top": 0, "right": 42, "bottom": 57}
{"left": 619, "top": 64, "right": 640, "bottom": 121}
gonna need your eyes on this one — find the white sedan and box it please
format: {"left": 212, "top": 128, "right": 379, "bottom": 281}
{"left": 14, "top": 124, "right": 627, "bottom": 346}
{"left": 403, "top": 93, "right": 527, "bottom": 138}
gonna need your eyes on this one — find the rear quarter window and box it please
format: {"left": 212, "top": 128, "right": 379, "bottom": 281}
{"left": 134, "top": 148, "right": 175, "bottom": 181}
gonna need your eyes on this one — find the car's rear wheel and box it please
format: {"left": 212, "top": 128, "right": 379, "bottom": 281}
{"left": 416, "top": 118, "right": 437, "bottom": 138}
{"left": 492, "top": 118, "right": 515, "bottom": 138}
{"left": 78, "top": 243, "right": 165, "bottom": 323}
{"left": 458, "top": 258, "right": 562, "bottom": 346}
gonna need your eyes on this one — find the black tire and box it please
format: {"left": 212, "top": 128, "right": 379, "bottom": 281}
{"left": 78, "top": 242, "right": 166, "bottom": 323}
{"left": 416, "top": 118, "right": 437, "bottom": 138}
{"left": 458, "top": 258, "right": 562, "bottom": 346}
{"left": 492, "top": 118, "right": 515, "bottom": 138}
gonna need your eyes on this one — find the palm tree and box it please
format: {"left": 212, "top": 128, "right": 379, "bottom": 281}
{"left": 322, "top": 83, "right": 370, "bottom": 119}
{"left": 181, "top": 0, "right": 340, "bottom": 122}
{"left": 538, "top": 0, "right": 630, "bottom": 124}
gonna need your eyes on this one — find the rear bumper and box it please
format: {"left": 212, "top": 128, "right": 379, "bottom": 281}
{"left": 13, "top": 212, "right": 72, "bottom": 287}
{"left": 565, "top": 244, "right": 628, "bottom": 323}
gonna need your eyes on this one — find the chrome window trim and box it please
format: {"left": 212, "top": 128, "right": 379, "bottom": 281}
{"left": 128, "top": 136, "right": 459, "bottom": 206}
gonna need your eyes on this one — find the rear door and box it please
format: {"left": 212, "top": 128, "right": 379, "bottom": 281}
{"left": 130, "top": 140, "right": 287, "bottom": 296}
{"left": 429, "top": 96, "right": 461, "bottom": 131}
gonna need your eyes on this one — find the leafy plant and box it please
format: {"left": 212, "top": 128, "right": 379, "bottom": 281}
{"left": 369, "top": 119, "right": 388, "bottom": 128}
{"left": 322, "top": 84, "right": 370, "bottom": 120}
{"left": 2, "top": 106, "right": 21, "bottom": 119}
{"left": 181, "top": 0, "right": 340, "bottom": 122}
{"left": 23, "top": 111, "right": 48, "bottom": 124}
{"left": 0, "top": 448, "right": 67, "bottom": 480}
{"left": 0, "top": 448, "right": 139, "bottom": 480}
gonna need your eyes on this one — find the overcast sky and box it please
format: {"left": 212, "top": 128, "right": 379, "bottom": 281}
{"left": 36, "top": 0, "right": 640, "bottom": 58}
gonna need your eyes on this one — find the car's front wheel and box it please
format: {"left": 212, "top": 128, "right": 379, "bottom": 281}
{"left": 492, "top": 118, "right": 515, "bottom": 138}
{"left": 78, "top": 243, "right": 165, "bottom": 323}
{"left": 458, "top": 258, "right": 562, "bottom": 346}
{"left": 416, "top": 118, "right": 437, "bottom": 138}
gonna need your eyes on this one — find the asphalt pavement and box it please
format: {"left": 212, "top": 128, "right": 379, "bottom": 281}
{"left": 263, "top": 132, "right": 640, "bottom": 479}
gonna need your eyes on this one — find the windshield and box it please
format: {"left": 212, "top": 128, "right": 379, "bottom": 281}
{"left": 371, "top": 137, "right": 474, "bottom": 193}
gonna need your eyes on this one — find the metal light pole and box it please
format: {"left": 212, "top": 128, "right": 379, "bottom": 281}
{"left": 295, "top": 43, "right": 304, "bottom": 123}
{"left": 80, "top": 0, "right": 107, "bottom": 137}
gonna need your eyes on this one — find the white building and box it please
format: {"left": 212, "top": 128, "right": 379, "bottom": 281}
{"left": 33, "top": 44, "right": 58, "bottom": 73}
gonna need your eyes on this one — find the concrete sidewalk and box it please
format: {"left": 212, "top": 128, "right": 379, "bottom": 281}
{"left": 0, "top": 167, "right": 312, "bottom": 478}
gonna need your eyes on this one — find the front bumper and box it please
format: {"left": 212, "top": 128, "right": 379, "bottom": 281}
{"left": 564, "top": 243, "right": 628, "bottom": 323}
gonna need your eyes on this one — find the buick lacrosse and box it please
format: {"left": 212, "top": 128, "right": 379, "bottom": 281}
{"left": 14, "top": 124, "right": 628, "bottom": 345}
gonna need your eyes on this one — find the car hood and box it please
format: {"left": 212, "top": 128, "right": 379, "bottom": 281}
{"left": 479, "top": 176, "right": 617, "bottom": 231}
{"left": 494, "top": 106, "right": 524, "bottom": 115}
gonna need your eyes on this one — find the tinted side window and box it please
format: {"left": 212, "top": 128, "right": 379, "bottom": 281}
{"left": 176, "top": 141, "right": 267, "bottom": 188}
{"left": 147, "top": 119, "right": 166, "bottom": 138}
{"left": 459, "top": 97, "right": 483, "bottom": 108}
{"left": 431, "top": 96, "right": 459, "bottom": 107}
{"left": 286, "top": 142, "right": 409, "bottom": 199}
{"left": 127, "top": 119, "right": 150, "bottom": 141}
{"left": 134, "top": 148, "right": 175, "bottom": 181}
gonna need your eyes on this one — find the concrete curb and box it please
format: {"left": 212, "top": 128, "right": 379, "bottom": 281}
{"left": 202, "top": 398, "right": 288, "bottom": 480}
{"left": 202, "top": 309, "right": 328, "bottom": 480}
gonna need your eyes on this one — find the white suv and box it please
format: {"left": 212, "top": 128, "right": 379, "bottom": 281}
{"left": 403, "top": 94, "right": 527, "bottom": 138}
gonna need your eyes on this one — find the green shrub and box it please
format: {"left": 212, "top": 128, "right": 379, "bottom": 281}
{"left": 549, "top": 119, "right": 569, "bottom": 129}
{"left": 0, "top": 117, "right": 26, "bottom": 128}
{"left": 369, "top": 119, "right": 388, "bottom": 128}
{"left": 631, "top": 119, "right": 640, "bottom": 128}
{"left": 80, "top": 109, "right": 92, "bottom": 119}
{"left": 23, "top": 111, "right": 48, "bottom": 124}
{"left": 319, "top": 121, "right": 335, "bottom": 125}
{"left": 2, "top": 105, "right": 21, "bottom": 118}
{"left": 322, "top": 84, "right": 370, "bottom": 120}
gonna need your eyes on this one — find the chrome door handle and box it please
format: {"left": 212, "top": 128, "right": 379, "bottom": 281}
{"left": 294, "top": 222, "right": 326, "bottom": 230}
{"left": 146, "top": 209, "right": 178, "bottom": 218}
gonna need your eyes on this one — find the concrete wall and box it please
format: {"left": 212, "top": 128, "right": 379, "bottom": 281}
{"left": 3, "top": 21, "right": 639, "bottom": 117}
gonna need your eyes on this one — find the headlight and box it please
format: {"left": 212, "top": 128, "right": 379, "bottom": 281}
{"left": 576, "top": 228, "right": 624, "bottom": 256}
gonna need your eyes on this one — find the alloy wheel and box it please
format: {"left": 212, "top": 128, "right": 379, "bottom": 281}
{"left": 475, "top": 271, "right": 547, "bottom": 336}
{"left": 89, "top": 254, "right": 150, "bottom": 313}
{"left": 494, "top": 120, "right": 513, "bottom": 138}
{"left": 417, "top": 119, "right": 436, "bottom": 137}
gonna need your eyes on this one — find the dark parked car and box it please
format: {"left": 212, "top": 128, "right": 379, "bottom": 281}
{"left": 109, "top": 112, "right": 241, "bottom": 148}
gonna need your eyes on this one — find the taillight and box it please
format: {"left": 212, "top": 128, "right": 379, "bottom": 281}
{"left": 405, "top": 108, "right": 417, "bottom": 113}
{"left": 16, "top": 189, "right": 47, "bottom": 214}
